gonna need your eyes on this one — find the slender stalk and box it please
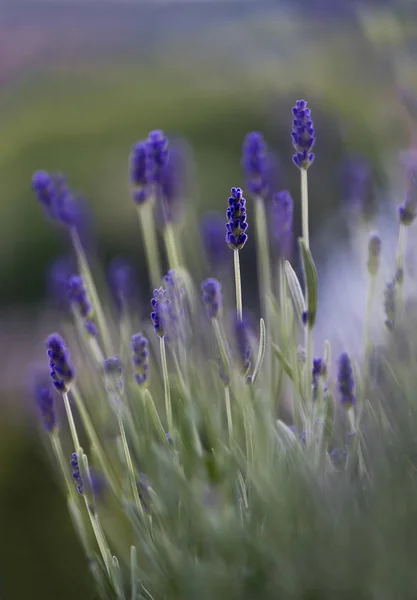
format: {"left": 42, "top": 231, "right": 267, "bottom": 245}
{"left": 164, "top": 223, "right": 181, "bottom": 270}
{"left": 63, "top": 391, "right": 81, "bottom": 451}
{"left": 363, "top": 274, "right": 376, "bottom": 382}
{"left": 224, "top": 385, "right": 233, "bottom": 441}
{"left": 300, "top": 169, "right": 310, "bottom": 250}
{"left": 51, "top": 432, "right": 76, "bottom": 495}
{"left": 137, "top": 200, "right": 162, "bottom": 290}
{"left": 212, "top": 317, "right": 231, "bottom": 374}
{"left": 117, "top": 412, "right": 146, "bottom": 520}
{"left": 234, "top": 250, "right": 243, "bottom": 322}
{"left": 254, "top": 196, "right": 272, "bottom": 317}
{"left": 71, "top": 385, "right": 119, "bottom": 497}
{"left": 160, "top": 337, "right": 172, "bottom": 432}
{"left": 70, "top": 229, "right": 112, "bottom": 356}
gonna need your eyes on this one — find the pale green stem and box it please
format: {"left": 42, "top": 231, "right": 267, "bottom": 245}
{"left": 254, "top": 195, "right": 272, "bottom": 316}
{"left": 137, "top": 200, "right": 162, "bottom": 290}
{"left": 117, "top": 412, "right": 146, "bottom": 520}
{"left": 234, "top": 250, "right": 243, "bottom": 322}
{"left": 70, "top": 229, "right": 112, "bottom": 356}
{"left": 51, "top": 432, "right": 76, "bottom": 495}
{"left": 63, "top": 391, "right": 81, "bottom": 451}
{"left": 363, "top": 274, "right": 376, "bottom": 385}
{"left": 71, "top": 385, "right": 119, "bottom": 497}
{"left": 224, "top": 385, "right": 233, "bottom": 442}
{"left": 87, "top": 506, "right": 111, "bottom": 576}
{"left": 164, "top": 223, "right": 181, "bottom": 270}
{"left": 212, "top": 317, "right": 231, "bottom": 375}
{"left": 300, "top": 168, "right": 310, "bottom": 250}
{"left": 160, "top": 336, "right": 172, "bottom": 432}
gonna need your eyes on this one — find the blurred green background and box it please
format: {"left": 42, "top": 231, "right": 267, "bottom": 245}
{"left": 0, "top": 1, "right": 416, "bottom": 598}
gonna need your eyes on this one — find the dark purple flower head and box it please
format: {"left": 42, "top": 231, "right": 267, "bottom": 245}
{"left": 32, "top": 170, "right": 55, "bottom": 217}
{"left": 68, "top": 275, "right": 98, "bottom": 337}
{"left": 70, "top": 452, "right": 83, "bottom": 495}
{"left": 337, "top": 352, "right": 355, "bottom": 409}
{"left": 130, "top": 141, "right": 150, "bottom": 205}
{"left": 225, "top": 187, "right": 248, "bottom": 251}
{"left": 108, "top": 257, "right": 138, "bottom": 312}
{"left": 151, "top": 287, "right": 171, "bottom": 338}
{"left": 398, "top": 160, "right": 417, "bottom": 226}
{"left": 312, "top": 357, "right": 327, "bottom": 401}
{"left": 201, "top": 213, "right": 230, "bottom": 269}
{"left": 35, "top": 382, "right": 57, "bottom": 432}
{"left": 291, "top": 100, "right": 315, "bottom": 169}
{"left": 46, "top": 333, "right": 75, "bottom": 393}
{"left": 145, "top": 129, "right": 169, "bottom": 186}
{"left": 234, "top": 318, "right": 252, "bottom": 374}
{"left": 242, "top": 132, "right": 270, "bottom": 198}
{"left": 131, "top": 333, "right": 149, "bottom": 386}
{"left": 156, "top": 139, "right": 190, "bottom": 227}
{"left": 162, "top": 270, "right": 187, "bottom": 343}
{"left": 271, "top": 190, "right": 294, "bottom": 260}
{"left": 104, "top": 357, "right": 124, "bottom": 395}
{"left": 201, "top": 278, "right": 223, "bottom": 319}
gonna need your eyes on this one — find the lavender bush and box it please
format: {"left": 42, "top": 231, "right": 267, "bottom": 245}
{"left": 30, "top": 101, "right": 417, "bottom": 599}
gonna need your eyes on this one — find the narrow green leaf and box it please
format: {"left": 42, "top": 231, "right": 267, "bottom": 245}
{"left": 299, "top": 238, "right": 318, "bottom": 329}
{"left": 284, "top": 260, "right": 306, "bottom": 325}
{"left": 130, "top": 546, "right": 138, "bottom": 600}
{"left": 271, "top": 342, "right": 293, "bottom": 380}
{"left": 248, "top": 318, "right": 266, "bottom": 384}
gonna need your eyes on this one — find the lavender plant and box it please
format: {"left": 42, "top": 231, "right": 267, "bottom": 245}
{"left": 31, "top": 99, "right": 417, "bottom": 600}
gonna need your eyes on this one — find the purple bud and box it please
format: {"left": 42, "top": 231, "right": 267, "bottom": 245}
{"left": 201, "top": 278, "right": 223, "bottom": 319}
{"left": 337, "top": 352, "right": 355, "bottom": 409}
{"left": 70, "top": 452, "right": 83, "bottom": 495}
{"left": 46, "top": 333, "right": 74, "bottom": 393}
{"left": 291, "top": 100, "right": 315, "bottom": 170}
{"left": 68, "top": 275, "right": 98, "bottom": 337}
{"left": 242, "top": 132, "right": 270, "bottom": 198}
{"left": 131, "top": 333, "right": 149, "bottom": 385}
{"left": 225, "top": 187, "right": 248, "bottom": 251}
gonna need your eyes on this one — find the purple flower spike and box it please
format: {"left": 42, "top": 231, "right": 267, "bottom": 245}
{"left": 151, "top": 287, "right": 171, "bottom": 338}
{"left": 130, "top": 141, "right": 150, "bottom": 205}
{"left": 337, "top": 352, "right": 355, "bottom": 409}
{"left": 156, "top": 139, "right": 190, "bottom": 226}
{"left": 242, "top": 132, "right": 270, "bottom": 198}
{"left": 225, "top": 187, "right": 248, "bottom": 251}
{"left": 131, "top": 333, "right": 149, "bottom": 385}
{"left": 108, "top": 257, "right": 138, "bottom": 312}
{"left": 272, "top": 190, "right": 294, "bottom": 261}
{"left": 46, "top": 333, "right": 75, "bottom": 393}
{"left": 291, "top": 100, "right": 315, "bottom": 170}
{"left": 201, "top": 278, "right": 223, "bottom": 319}
{"left": 35, "top": 383, "right": 57, "bottom": 432}
{"left": 145, "top": 129, "right": 169, "bottom": 186}
{"left": 68, "top": 275, "right": 98, "bottom": 337}
{"left": 70, "top": 452, "right": 83, "bottom": 495}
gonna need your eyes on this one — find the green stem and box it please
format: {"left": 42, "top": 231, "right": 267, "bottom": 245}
{"left": 300, "top": 168, "right": 310, "bottom": 250}
{"left": 117, "top": 412, "right": 146, "bottom": 520}
{"left": 137, "top": 200, "right": 162, "bottom": 290}
{"left": 160, "top": 336, "right": 172, "bottom": 432}
{"left": 254, "top": 196, "right": 272, "bottom": 315}
{"left": 51, "top": 432, "right": 76, "bottom": 495}
{"left": 212, "top": 317, "right": 231, "bottom": 375}
{"left": 63, "top": 391, "right": 81, "bottom": 451}
{"left": 234, "top": 250, "right": 243, "bottom": 322}
{"left": 70, "top": 229, "right": 112, "bottom": 357}
{"left": 363, "top": 274, "right": 376, "bottom": 384}
{"left": 224, "top": 385, "right": 233, "bottom": 442}
{"left": 71, "top": 385, "right": 119, "bottom": 497}
{"left": 164, "top": 223, "right": 181, "bottom": 270}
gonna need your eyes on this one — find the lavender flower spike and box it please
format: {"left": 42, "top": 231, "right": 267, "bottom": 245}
{"left": 367, "top": 232, "right": 381, "bottom": 277}
{"left": 272, "top": 190, "right": 294, "bottom": 260}
{"left": 131, "top": 333, "right": 150, "bottom": 385}
{"left": 70, "top": 452, "right": 83, "bottom": 495}
{"left": 32, "top": 170, "right": 55, "bottom": 217}
{"left": 292, "top": 100, "right": 315, "bottom": 169}
{"left": 46, "top": 334, "right": 75, "bottom": 393}
{"left": 201, "top": 213, "right": 229, "bottom": 268}
{"left": 36, "top": 383, "right": 57, "bottom": 432}
{"left": 68, "top": 275, "right": 98, "bottom": 337}
{"left": 104, "top": 357, "right": 124, "bottom": 395}
{"left": 202, "top": 278, "right": 223, "bottom": 319}
{"left": 225, "top": 187, "right": 248, "bottom": 251}
{"left": 337, "top": 352, "right": 356, "bottom": 409}
{"left": 145, "top": 129, "right": 169, "bottom": 186}
{"left": 108, "top": 257, "right": 138, "bottom": 312}
{"left": 151, "top": 287, "right": 171, "bottom": 338}
{"left": 130, "top": 141, "right": 149, "bottom": 204}
{"left": 242, "top": 132, "right": 270, "bottom": 198}
{"left": 398, "top": 161, "right": 417, "bottom": 226}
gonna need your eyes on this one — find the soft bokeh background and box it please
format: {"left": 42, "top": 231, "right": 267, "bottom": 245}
{"left": 0, "top": 0, "right": 416, "bottom": 598}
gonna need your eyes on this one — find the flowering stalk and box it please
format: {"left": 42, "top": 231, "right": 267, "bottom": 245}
{"left": 137, "top": 201, "right": 163, "bottom": 289}
{"left": 363, "top": 232, "right": 381, "bottom": 387}
{"left": 226, "top": 187, "right": 248, "bottom": 322}
{"left": 164, "top": 222, "right": 181, "bottom": 270}
{"left": 159, "top": 337, "right": 172, "bottom": 434}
